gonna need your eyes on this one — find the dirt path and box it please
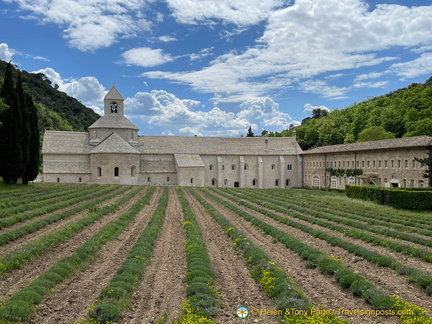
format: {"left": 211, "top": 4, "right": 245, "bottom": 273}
{"left": 196, "top": 190, "right": 391, "bottom": 324}
{"left": 29, "top": 187, "right": 162, "bottom": 324}
{"left": 210, "top": 191, "right": 432, "bottom": 314}
{"left": 184, "top": 189, "right": 279, "bottom": 324}
{"left": 0, "top": 188, "right": 148, "bottom": 303}
{"left": 0, "top": 188, "right": 131, "bottom": 256}
{"left": 120, "top": 187, "right": 187, "bottom": 324}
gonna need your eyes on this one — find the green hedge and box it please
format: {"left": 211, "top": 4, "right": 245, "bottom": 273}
{"left": 345, "top": 185, "right": 432, "bottom": 210}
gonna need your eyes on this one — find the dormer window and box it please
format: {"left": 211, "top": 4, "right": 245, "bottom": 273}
{"left": 111, "top": 102, "right": 118, "bottom": 113}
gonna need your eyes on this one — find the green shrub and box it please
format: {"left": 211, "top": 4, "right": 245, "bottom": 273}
{"left": 0, "top": 300, "right": 33, "bottom": 322}
{"left": 10, "top": 290, "right": 42, "bottom": 304}
{"left": 186, "top": 282, "right": 214, "bottom": 297}
{"left": 346, "top": 185, "right": 432, "bottom": 210}
{"left": 89, "top": 303, "right": 122, "bottom": 324}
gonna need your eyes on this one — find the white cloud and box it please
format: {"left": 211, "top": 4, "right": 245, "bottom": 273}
{"left": 165, "top": 0, "right": 286, "bottom": 26}
{"left": 300, "top": 80, "right": 348, "bottom": 99}
{"left": 355, "top": 72, "right": 386, "bottom": 81}
{"left": 303, "top": 104, "right": 331, "bottom": 113}
{"left": 125, "top": 90, "right": 293, "bottom": 136}
{"left": 5, "top": 0, "right": 150, "bottom": 51}
{"left": 0, "top": 43, "right": 14, "bottom": 61}
{"left": 32, "top": 67, "right": 106, "bottom": 114}
{"left": 389, "top": 53, "right": 432, "bottom": 79}
{"left": 144, "top": 0, "right": 432, "bottom": 102}
{"left": 122, "top": 47, "right": 174, "bottom": 67}
{"left": 352, "top": 81, "right": 388, "bottom": 88}
{"left": 158, "top": 35, "right": 177, "bottom": 42}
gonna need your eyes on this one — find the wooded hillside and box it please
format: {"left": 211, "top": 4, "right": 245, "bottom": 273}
{"left": 266, "top": 76, "right": 432, "bottom": 150}
{"left": 0, "top": 60, "right": 100, "bottom": 133}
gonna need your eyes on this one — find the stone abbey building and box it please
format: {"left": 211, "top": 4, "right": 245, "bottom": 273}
{"left": 42, "top": 86, "right": 431, "bottom": 189}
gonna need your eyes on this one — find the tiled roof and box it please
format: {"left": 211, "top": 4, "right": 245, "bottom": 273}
{"left": 174, "top": 154, "right": 205, "bottom": 167}
{"left": 136, "top": 136, "right": 301, "bottom": 155}
{"left": 42, "top": 131, "right": 92, "bottom": 154}
{"left": 88, "top": 115, "right": 139, "bottom": 130}
{"left": 302, "top": 136, "right": 432, "bottom": 155}
{"left": 90, "top": 132, "right": 140, "bottom": 154}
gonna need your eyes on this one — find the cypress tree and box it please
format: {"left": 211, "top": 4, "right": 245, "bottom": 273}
{"left": 22, "top": 93, "right": 40, "bottom": 185}
{"left": 16, "top": 73, "right": 30, "bottom": 178}
{"left": 0, "top": 62, "right": 23, "bottom": 184}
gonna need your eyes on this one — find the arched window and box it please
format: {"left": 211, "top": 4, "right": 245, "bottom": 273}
{"left": 222, "top": 165, "right": 225, "bottom": 170}
{"left": 331, "top": 176, "right": 337, "bottom": 188}
{"left": 131, "top": 166, "right": 136, "bottom": 177}
{"left": 286, "top": 179, "right": 290, "bottom": 186}
{"left": 79, "top": 177, "right": 82, "bottom": 183}
{"left": 147, "top": 177, "right": 151, "bottom": 182}
{"left": 287, "top": 164, "right": 292, "bottom": 170}
{"left": 244, "top": 164, "right": 249, "bottom": 170}
{"left": 209, "top": 164, "right": 214, "bottom": 170}
{"left": 224, "top": 179, "right": 228, "bottom": 186}
{"left": 191, "top": 178, "right": 194, "bottom": 184}
{"left": 312, "top": 175, "right": 320, "bottom": 188}
{"left": 114, "top": 167, "right": 119, "bottom": 177}
{"left": 252, "top": 179, "right": 257, "bottom": 186}
{"left": 211, "top": 178, "right": 216, "bottom": 186}
{"left": 275, "top": 179, "right": 279, "bottom": 186}
{"left": 231, "top": 164, "right": 236, "bottom": 170}
{"left": 57, "top": 178, "right": 60, "bottom": 183}
{"left": 271, "top": 164, "right": 276, "bottom": 170}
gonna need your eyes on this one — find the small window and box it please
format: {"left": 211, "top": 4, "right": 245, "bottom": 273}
{"left": 252, "top": 179, "right": 257, "bottom": 186}
{"left": 287, "top": 164, "right": 292, "bottom": 170}
{"left": 222, "top": 165, "right": 225, "bottom": 170}
{"left": 244, "top": 164, "right": 249, "bottom": 170}
{"left": 147, "top": 177, "right": 151, "bottom": 182}
{"left": 211, "top": 178, "right": 216, "bottom": 186}
{"left": 286, "top": 179, "right": 290, "bottom": 186}
{"left": 419, "top": 180, "right": 424, "bottom": 187}
{"left": 405, "top": 160, "right": 408, "bottom": 168}
{"left": 209, "top": 164, "right": 214, "bottom": 170}
{"left": 391, "top": 160, "right": 394, "bottom": 168}
{"left": 98, "top": 167, "right": 102, "bottom": 177}
{"left": 79, "top": 177, "right": 82, "bottom": 183}
{"left": 275, "top": 179, "right": 279, "bottom": 186}
{"left": 131, "top": 166, "right": 136, "bottom": 177}
{"left": 412, "top": 160, "right": 416, "bottom": 169}
{"left": 57, "top": 177, "right": 60, "bottom": 183}
{"left": 231, "top": 164, "right": 236, "bottom": 170}
{"left": 224, "top": 179, "right": 228, "bottom": 185}
{"left": 191, "top": 178, "right": 193, "bottom": 184}
{"left": 167, "top": 177, "right": 170, "bottom": 182}
{"left": 114, "top": 167, "right": 119, "bottom": 177}
{"left": 271, "top": 164, "right": 276, "bottom": 170}
{"left": 385, "top": 160, "right": 388, "bottom": 168}
{"left": 398, "top": 160, "right": 401, "bottom": 168}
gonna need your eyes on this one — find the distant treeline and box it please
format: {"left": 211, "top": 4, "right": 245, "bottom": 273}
{"left": 263, "top": 76, "right": 432, "bottom": 150}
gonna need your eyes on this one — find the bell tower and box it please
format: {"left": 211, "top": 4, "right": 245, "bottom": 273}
{"left": 104, "top": 85, "right": 124, "bottom": 116}
{"left": 88, "top": 85, "right": 139, "bottom": 146}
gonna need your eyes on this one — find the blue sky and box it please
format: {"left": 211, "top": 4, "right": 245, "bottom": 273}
{"left": 1, "top": 0, "right": 432, "bottom": 137}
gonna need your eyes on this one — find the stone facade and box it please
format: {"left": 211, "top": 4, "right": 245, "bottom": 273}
{"left": 41, "top": 86, "right": 431, "bottom": 189}
{"left": 302, "top": 137, "right": 432, "bottom": 189}
{"left": 42, "top": 86, "right": 303, "bottom": 188}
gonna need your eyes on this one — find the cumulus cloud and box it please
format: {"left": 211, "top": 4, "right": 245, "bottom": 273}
{"left": 144, "top": 0, "right": 432, "bottom": 101}
{"left": 33, "top": 67, "right": 106, "bottom": 114}
{"left": 5, "top": 0, "right": 150, "bottom": 51}
{"left": 0, "top": 43, "right": 14, "bottom": 61}
{"left": 303, "top": 104, "right": 331, "bottom": 113}
{"left": 122, "top": 47, "right": 174, "bottom": 67}
{"left": 125, "top": 90, "right": 294, "bottom": 136}
{"left": 165, "top": 0, "right": 286, "bottom": 26}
